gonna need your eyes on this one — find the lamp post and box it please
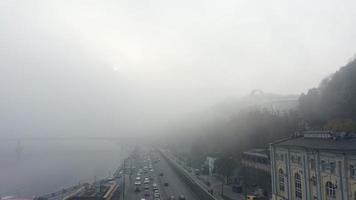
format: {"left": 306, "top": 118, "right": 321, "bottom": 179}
{"left": 122, "top": 159, "right": 126, "bottom": 200}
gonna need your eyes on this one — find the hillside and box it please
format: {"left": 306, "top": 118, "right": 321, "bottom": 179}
{"left": 299, "top": 59, "right": 356, "bottom": 130}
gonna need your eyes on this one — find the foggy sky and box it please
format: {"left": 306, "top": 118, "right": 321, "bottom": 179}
{"left": 1, "top": 0, "right": 355, "bottom": 137}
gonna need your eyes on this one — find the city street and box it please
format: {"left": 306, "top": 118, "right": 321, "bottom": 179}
{"left": 122, "top": 149, "right": 200, "bottom": 200}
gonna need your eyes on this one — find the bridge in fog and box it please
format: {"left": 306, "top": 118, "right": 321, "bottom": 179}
{"left": 1, "top": 136, "right": 140, "bottom": 141}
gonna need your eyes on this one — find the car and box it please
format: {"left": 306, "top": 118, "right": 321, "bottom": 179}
{"left": 178, "top": 195, "right": 185, "bottom": 200}
{"left": 154, "top": 193, "right": 160, "bottom": 198}
{"left": 154, "top": 190, "right": 160, "bottom": 194}
{"left": 135, "top": 187, "right": 140, "bottom": 192}
{"left": 164, "top": 182, "right": 169, "bottom": 187}
{"left": 136, "top": 177, "right": 141, "bottom": 181}
{"left": 144, "top": 185, "right": 149, "bottom": 190}
{"left": 159, "top": 173, "right": 164, "bottom": 176}
{"left": 134, "top": 181, "right": 142, "bottom": 186}
{"left": 169, "top": 196, "right": 175, "bottom": 200}
{"left": 246, "top": 196, "right": 257, "bottom": 200}
{"left": 144, "top": 192, "right": 150, "bottom": 197}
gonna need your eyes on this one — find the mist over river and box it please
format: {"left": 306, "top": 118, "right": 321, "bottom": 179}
{"left": 0, "top": 140, "right": 129, "bottom": 198}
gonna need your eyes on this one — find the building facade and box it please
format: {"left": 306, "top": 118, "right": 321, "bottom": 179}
{"left": 241, "top": 149, "right": 271, "bottom": 194}
{"left": 270, "top": 131, "right": 356, "bottom": 200}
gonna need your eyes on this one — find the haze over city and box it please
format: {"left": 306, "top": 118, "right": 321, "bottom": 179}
{"left": 1, "top": 0, "right": 355, "bottom": 138}
{"left": 1, "top": 1, "right": 356, "bottom": 200}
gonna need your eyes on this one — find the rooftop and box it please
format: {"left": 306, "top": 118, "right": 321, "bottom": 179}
{"left": 243, "top": 148, "right": 269, "bottom": 158}
{"left": 272, "top": 131, "right": 356, "bottom": 151}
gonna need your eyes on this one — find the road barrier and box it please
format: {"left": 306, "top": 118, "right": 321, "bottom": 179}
{"left": 158, "top": 149, "right": 219, "bottom": 200}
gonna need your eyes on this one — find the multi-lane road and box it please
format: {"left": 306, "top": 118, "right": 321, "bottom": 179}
{"left": 123, "top": 149, "right": 200, "bottom": 200}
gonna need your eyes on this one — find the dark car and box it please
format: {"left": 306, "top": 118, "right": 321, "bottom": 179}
{"left": 159, "top": 173, "right": 164, "bottom": 176}
{"left": 164, "top": 182, "right": 169, "bottom": 186}
{"left": 232, "top": 184, "right": 243, "bottom": 193}
{"left": 178, "top": 195, "right": 185, "bottom": 200}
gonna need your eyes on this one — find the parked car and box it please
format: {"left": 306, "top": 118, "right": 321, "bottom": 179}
{"left": 232, "top": 184, "right": 243, "bottom": 193}
{"left": 178, "top": 195, "right": 185, "bottom": 200}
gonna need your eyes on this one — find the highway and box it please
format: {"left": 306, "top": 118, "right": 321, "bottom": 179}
{"left": 123, "top": 149, "right": 200, "bottom": 200}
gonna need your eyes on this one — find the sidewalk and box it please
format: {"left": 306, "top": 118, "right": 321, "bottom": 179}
{"left": 166, "top": 151, "right": 244, "bottom": 200}
{"left": 194, "top": 174, "right": 244, "bottom": 200}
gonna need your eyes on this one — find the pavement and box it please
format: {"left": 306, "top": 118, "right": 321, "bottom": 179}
{"left": 196, "top": 175, "right": 244, "bottom": 200}
{"left": 165, "top": 152, "right": 244, "bottom": 200}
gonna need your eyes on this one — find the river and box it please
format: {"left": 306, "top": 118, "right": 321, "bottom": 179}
{"left": 0, "top": 140, "right": 130, "bottom": 198}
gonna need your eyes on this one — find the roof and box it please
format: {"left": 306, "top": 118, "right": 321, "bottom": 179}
{"left": 243, "top": 148, "right": 269, "bottom": 158}
{"left": 272, "top": 134, "right": 356, "bottom": 152}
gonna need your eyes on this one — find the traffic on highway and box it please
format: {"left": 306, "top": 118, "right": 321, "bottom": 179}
{"left": 122, "top": 148, "right": 199, "bottom": 200}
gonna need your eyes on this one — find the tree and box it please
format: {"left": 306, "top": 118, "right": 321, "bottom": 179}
{"left": 324, "top": 119, "right": 356, "bottom": 132}
{"left": 215, "top": 156, "right": 236, "bottom": 183}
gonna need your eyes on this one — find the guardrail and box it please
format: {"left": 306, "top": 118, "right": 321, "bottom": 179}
{"left": 35, "top": 183, "right": 86, "bottom": 200}
{"left": 158, "top": 149, "right": 219, "bottom": 200}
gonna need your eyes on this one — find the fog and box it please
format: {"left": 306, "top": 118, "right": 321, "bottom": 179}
{"left": 1, "top": 0, "right": 356, "bottom": 197}
{"left": 1, "top": 0, "right": 355, "bottom": 138}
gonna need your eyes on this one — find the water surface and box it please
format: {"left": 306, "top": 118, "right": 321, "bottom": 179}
{"left": 0, "top": 140, "right": 128, "bottom": 198}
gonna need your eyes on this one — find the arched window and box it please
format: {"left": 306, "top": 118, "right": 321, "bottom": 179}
{"left": 279, "top": 169, "right": 285, "bottom": 192}
{"left": 295, "top": 173, "right": 302, "bottom": 199}
{"left": 326, "top": 181, "right": 336, "bottom": 198}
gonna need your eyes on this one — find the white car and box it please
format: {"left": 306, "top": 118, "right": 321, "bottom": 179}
{"left": 152, "top": 183, "right": 158, "bottom": 188}
{"left": 134, "top": 181, "right": 142, "bottom": 186}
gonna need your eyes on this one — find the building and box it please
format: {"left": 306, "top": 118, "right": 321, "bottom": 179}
{"left": 241, "top": 148, "right": 271, "bottom": 194}
{"left": 206, "top": 156, "right": 216, "bottom": 176}
{"left": 270, "top": 131, "right": 356, "bottom": 200}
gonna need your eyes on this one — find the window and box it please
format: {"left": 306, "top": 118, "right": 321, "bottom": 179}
{"left": 295, "top": 173, "right": 302, "bottom": 199}
{"left": 311, "top": 176, "right": 317, "bottom": 186}
{"left": 279, "top": 169, "right": 285, "bottom": 192}
{"left": 297, "top": 156, "right": 302, "bottom": 164}
{"left": 321, "top": 160, "right": 326, "bottom": 171}
{"left": 277, "top": 153, "right": 284, "bottom": 161}
{"left": 351, "top": 165, "right": 356, "bottom": 178}
{"left": 326, "top": 181, "right": 336, "bottom": 198}
{"left": 310, "top": 159, "right": 316, "bottom": 169}
{"left": 330, "top": 162, "right": 335, "bottom": 174}
{"left": 291, "top": 155, "right": 296, "bottom": 163}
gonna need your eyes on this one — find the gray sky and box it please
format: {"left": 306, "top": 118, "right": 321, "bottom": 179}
{"left": 1, "top": 0, "right": 355, "bottom": 137}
